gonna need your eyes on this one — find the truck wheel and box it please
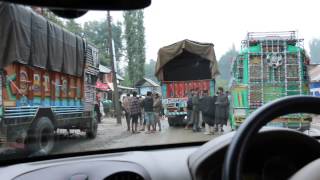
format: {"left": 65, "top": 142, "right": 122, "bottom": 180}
{"left": 168, "top": 117, "right": 174, "bottom": 127}
{"left": 27, "top": 117, "right": 55, "bottom": 155}
{"left": 86, "top": 111, "right": 98, "bottom": 139}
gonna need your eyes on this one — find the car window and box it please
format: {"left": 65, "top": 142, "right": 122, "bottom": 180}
{"left": 0, "top": 0, "right": 319, "bottom": 160}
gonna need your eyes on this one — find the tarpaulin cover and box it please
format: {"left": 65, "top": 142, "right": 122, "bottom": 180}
{"left": 31, "top": 12, "right": 47, "bottom": 68}
{"left": 155, "top": 39, "right": 220, "bottom": 81}
{"left": 0, "top": 3, "right": 85, "bottom": 77}
{"left": 62, "top": 30, "right": 77, "bottom": 75}
{"left": 0, "top": 3, "right": 32, "bottom": 67}
{"left": 47, "top": 21, "right": 63, "bottom": 73}
{"left": 76, "top": 37, "right": 85, "bottom": 76}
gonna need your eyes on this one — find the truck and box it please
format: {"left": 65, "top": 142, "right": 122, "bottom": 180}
{"left": 155, "top": 39, "right": 219, "bottom": 126}
{"left": 230, "top": 31, "right": 311, "bottom": 131}
{"left": 0, "top": 3, "right": 99, "bottom": 154}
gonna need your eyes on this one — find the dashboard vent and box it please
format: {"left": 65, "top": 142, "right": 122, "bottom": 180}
{"left": 104, "top": 171, "right": 144, "bottom": 180}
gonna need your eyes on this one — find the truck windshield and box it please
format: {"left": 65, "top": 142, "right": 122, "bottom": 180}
{"left": 0, "top": 0, "right": 319, "bottom": 160}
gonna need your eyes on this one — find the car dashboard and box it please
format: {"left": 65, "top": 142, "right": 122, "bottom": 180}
{"left": 1, "top": 129, "right": 320, "bottom": 180}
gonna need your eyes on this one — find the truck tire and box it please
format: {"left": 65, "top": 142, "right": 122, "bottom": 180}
{"left": 168, "top": 117, "right": 175, "bottom": 127}
{"left": 27, "top": 117, "right": 55, "bottom": 155}
{"left": 86, "top": 111, "right": 98, "bottom": 139}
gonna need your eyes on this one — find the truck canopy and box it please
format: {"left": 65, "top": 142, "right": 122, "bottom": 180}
{"left": 155, "top": 39, "right": 219, "bottom": 81}
{"left": 0, "top": 3, "right": 85, "bottom": 77}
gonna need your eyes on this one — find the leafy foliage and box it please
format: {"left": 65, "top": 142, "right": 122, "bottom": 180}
{"left": 123, "top": 10, "right": 146, "bottom": 86}
{"left": 309, "top": 39, "right": 320, "bottom": 64}
{"left": 42, "top": 10, "right": 64, "bottom": 27}
{"left": 144, "top": 59, "right": 158, "bottom": 83}
{"left": 83, "top": 20, "right": 123, "bottom": 66}
{"left": 217, "top": 45, "right": 238, "bottom": 90}
{"left": 65, "top": 20, "right": 83, "bottom": 36}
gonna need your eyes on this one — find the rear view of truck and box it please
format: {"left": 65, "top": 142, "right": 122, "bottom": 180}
{"left": 155, "top": 40, "right": 219, "bottom": 126}
{"left": 230, "top": 31, "right": 311, "bottom": 131}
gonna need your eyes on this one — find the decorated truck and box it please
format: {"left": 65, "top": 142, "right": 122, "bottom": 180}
{"left": 0, "top": 3, "right": 99, "bottom": 154}
{"left": 155, "top": 40, "right": 219, "bottom": 126}
{"left": 230, "top": 31, "right": 311, "bottom": 130}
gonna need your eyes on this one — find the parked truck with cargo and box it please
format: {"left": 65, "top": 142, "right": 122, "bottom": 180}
{"left": 155, "top": 40, "right": 219, "bottom": 126}
{"left": 230, "top": 31, "right": 311, "bottom": 130}
{"left": 0, "top": 3, "right": 99, "bottom": 154}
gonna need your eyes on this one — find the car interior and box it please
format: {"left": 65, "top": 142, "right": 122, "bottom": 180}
{"left": 1, "top": 1, "right": 320, "bottom": 180}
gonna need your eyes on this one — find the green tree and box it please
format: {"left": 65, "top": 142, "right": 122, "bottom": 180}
{"left": 42, "top": 9, "right": 64, "bottom": 27}
{"left": 217, "top": 45, "right": 238, "bottom": 90}
{"left": 123, "top": 10, "right": 146, "bottom": 86}
{"left": 218, "top": 45, "right": 238, "bottom": 81}
{"left": 65, "top": 20, "right": 83, "bottom": 36}
{"left": 83, "top": 19, "right": 123, "bottom": 66}
{"left": 144, "top": 59, "right": 158, "bottom": 83}
{"left": 309, "top": 39, "right": 320, "bottom": 64}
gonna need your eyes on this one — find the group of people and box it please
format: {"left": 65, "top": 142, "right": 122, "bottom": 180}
{"left": 185, "top": 87, "right": 230, "bottom": 135}
{"left": 122, "top": 91, "right": 162, "bottom": 134}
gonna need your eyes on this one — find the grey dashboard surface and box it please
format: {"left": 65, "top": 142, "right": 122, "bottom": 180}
{"left": 0, "top": 147, "right": 198, "bottom": 180}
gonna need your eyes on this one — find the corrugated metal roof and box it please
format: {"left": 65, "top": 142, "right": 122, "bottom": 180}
{"left": 99, "top": 65, "right": 124, "bottom": 81}
{"left": 118, "top": 85, "right": 136, "bottom": 90}
{"left": 135, "top": 77, "right": 160, "bottom": 87}
{"left": 99, "top": 65, "right": 111, "bottom": 73}
{"left": 117, "top": 74, "right": 124, "bottom": 81}
{"left": 144, "top": 78, "right": 160, "bottom": 87}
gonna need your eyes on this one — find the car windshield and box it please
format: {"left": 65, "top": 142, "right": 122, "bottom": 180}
{"left": 0, "top": 0, "right": 320, "bottom": 161}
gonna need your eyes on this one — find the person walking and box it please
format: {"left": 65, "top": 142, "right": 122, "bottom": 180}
{"left": 225, "top": 91, "right": 234, "bottom": 130}
{"left": 95, "top": 94, "right": 102, "bottom": 123}
{"left": 198, "top": 90, "right": 204, "bottom": 129}
{"left": 129, "top": 91, "right": 140, "bottom": 133}
{"left": 185, "top": 91, "right": 193, "bottom": 129}
{"left": 192, "top": 89, "right": 200, "bottom": 132}
{"left": 214, "top": 87, "right": 229, "bottom": 132}
{"left": 122, "top": 93, "right": 131, "bottom": 131}
{"left": 141, "top": 91, "right": 155, "bottom": 133}
{"left": 99, "top": 97, "right": 105, "bottom": 118}
{"left": 137, "top": 96, "right": 143, "bottom": 126}
{"left": 153, "top": 93, "right": 162, "bottom": 131}
{"left": 199, "top": 90, "right": 215, "bottom": 135}
{"left": 139, "top": 96, "right": 146, "bottom": 131}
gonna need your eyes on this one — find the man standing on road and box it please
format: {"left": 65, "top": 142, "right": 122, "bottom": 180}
{"left": 95, "top": 94, "right": 102, "bottom": 123}
{"left": 215, "top": 87, "right": 229, "bottom": 132}
{"left": 142, "top": 91, "right": 155, "bottom": 133}
{"left": 129, "top": 91, "right": 140, "bottom": 133}
{"left": 185, "top": 90, "right": 193, "bottom": 129}
{"left": 139, "top": 96, "right": 146, "bottom": 131}
{"left": 192, "top": 89, "right": 200, "bottom": 132}
{"left": 122, "top": 93, "right": 131, "bottom": 131}
{"left": 153, "top": 93, "right": 162, "bottom": 131}
{"left": 199, "top": 90, "right": 215, "bottom": 135}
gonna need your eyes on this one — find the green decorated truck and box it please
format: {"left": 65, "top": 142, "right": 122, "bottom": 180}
{"left": 230, "top": 31, "right": 311, "bottom": 130}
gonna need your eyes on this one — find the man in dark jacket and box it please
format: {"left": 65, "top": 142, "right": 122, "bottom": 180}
{"left": 129, "top": 91, "right": 140, "bottom": 133}
{"left": 199, "top": 90, "right": 215, "bottom": 134}
{"left": 192, "top": 89, "right": 200, "bottom": 132}
{"left": 142, "top": 91, "right": 155, "bottom": 133}
{"left": 184, "top": 91, "right": 193, "bottom": 129}
{"left": 215, "top": 87, "right": 229, "bottom": 132}
{"left": 153, "top": 93, "right": 162, "bottom": 131}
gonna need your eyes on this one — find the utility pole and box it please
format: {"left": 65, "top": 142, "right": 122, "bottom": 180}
{"left": 107, "top": 11, "right": 122, "bottom": 124}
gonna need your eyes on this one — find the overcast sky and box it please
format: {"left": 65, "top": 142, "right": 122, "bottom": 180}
{"left": 76, "top": 0, "right": 320, "bottom": 61}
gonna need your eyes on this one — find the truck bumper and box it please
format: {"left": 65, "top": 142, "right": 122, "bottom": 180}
{"left": 234, "top": 116, "right": 311, "bottom": 131}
